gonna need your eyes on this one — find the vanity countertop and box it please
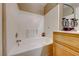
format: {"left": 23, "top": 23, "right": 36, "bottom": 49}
{"left": 54, "top": 31, "right": 79, "bottom": 34}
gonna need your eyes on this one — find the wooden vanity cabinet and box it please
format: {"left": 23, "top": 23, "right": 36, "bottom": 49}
{"left": 53, "top": 43, "right": 75, "bottom": 56}
{"left": 53, "top": 32, "right": 79, "bottom": 56}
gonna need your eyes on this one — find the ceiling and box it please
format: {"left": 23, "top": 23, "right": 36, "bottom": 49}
{"left": 18, "top": 3, "right": 47, "bottom": 15}
{"left": 18, "top": 3, "right": 57, "bottom": 15}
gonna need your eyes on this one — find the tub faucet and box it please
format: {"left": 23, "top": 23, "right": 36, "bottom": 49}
{"left": 16, "top": 40, "right": 21, "bottom": 46}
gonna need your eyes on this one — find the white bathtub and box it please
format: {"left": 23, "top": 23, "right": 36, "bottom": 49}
{"left": 7, "top": 37, "right": 53, "bottom": 56}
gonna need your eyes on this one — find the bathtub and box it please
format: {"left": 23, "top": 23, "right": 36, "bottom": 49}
{"left": 7, "top": 37, "right": 53, "bottom": 56}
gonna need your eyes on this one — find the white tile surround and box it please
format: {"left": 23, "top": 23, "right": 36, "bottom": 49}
{"left": 5, "top": 3, "right": 59, "bottom": 56}
{"left": 6, "top": 4, "right": 53, "bottom": 56}
{"left": 8, "top": 37, "right": 52, "bottom": 56}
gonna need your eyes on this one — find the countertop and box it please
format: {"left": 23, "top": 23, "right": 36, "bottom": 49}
{"left": 54, "top": 31, "right": 79, "bottom": 34}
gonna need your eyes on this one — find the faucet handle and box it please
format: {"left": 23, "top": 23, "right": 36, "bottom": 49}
{"left": 16, "top": 40, "right": 21, "bottom": 47}
{"left": 16, "top": 40, "right": 21, "bottom": 42}
{"left": 15, "top": 33, "right": 18, "bottom": 38}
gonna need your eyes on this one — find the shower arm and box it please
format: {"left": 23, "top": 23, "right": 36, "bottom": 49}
{"left": 64, "top": 4, "right": 76, "bottom": 19}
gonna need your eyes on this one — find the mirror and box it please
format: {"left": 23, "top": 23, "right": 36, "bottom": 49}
{"left": 63, "top": 4, "right": 74, "bottom": 17}
{"left": 63, "top": 3, "right": 79, "bottom": 17}
{"left": 62, "top": 3, "right": 79, "bottom": 31}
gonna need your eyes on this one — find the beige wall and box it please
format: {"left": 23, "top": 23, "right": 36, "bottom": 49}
{"left": 58, "top": 4, "right": 64, "bottom": 30}
{"left": 44, "top": 3, "right": 57, "bottom": 14}
{"left": 0, "top": 4, "right": 2, "bottom": 56}
{"left": 44, "top": 4, "right": 59, "bottom": 37}
{"left": 6, "top": 4, "right": 19, "bottom": 55}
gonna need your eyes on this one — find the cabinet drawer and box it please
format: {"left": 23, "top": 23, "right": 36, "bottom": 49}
{"left": 55, "top": 35, "right": 79, "bottom": 45}
{"left": 54, "top": 43, "right": 79, "bottom": 56}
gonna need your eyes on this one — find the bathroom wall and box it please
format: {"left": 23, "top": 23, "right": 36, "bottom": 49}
{"left": 6, "top": 3, "right": 19, "bottom": 54}
{"left": 6, "top": 3, "right": 59, "bottom": 56}
{"left": 0, "top": 4, "right": 2, "bottom": 56}
{"left": 14, "top": 9, "right": 44, "bottom": 56}
{"left": 76, "top": 7, "right": 79, "bottom": 30}
{"left": 17, "top": 11, "right": 44, "bottom": 39}
{"left": 6, "top": 3, "right": 45, "bottom": 56}
{"left": 44, "top": 5, "right": 59, "bottom": 37}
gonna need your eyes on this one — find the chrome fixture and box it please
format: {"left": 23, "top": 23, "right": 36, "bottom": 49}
{"left": 16, "top": 40, "right": 21, "bottom": 46}
{"left": 15, "top": 33, "right": 18, "bottom": 38}
{"left": 15, "top": 33, "right": 21, "bottom": 46}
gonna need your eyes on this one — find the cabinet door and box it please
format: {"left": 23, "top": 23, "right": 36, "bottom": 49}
{"left": 54, "top": 43, "right": 75, "bottom": 56}
{"left": 48, "top": 44, "right": 53, "bottom": 56}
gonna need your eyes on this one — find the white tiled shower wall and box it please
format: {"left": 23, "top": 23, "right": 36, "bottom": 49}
{"left": 6, "top": 3, "right": 44, "bottom": 55}
{"left": 17, "top": 11, "right": 44, "bottom": 39}
{"left": 6, "top": 3, "right": 58, "bottom": 55}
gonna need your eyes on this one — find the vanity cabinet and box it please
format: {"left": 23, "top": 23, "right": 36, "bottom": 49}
{"left": 53, "top": 32, "right": 79, "bottom": 56}
{"left": 53, "top": 43, "right": 75, "bottom": 56}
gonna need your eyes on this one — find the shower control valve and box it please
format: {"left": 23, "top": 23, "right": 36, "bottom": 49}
{"left": 16, "top": 40, "right": 21, "bottom": 46}
{"left": 16, "top": 40, "right": 21, "bottom": 42}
